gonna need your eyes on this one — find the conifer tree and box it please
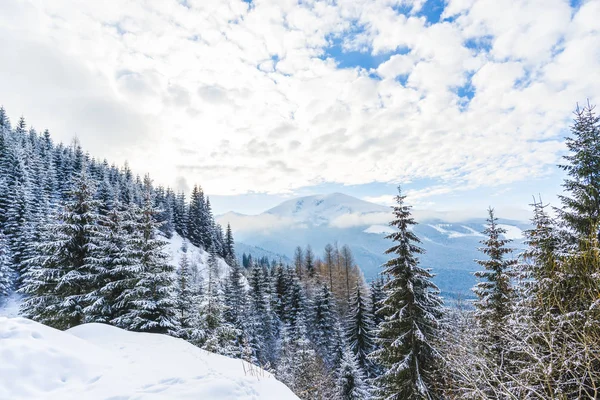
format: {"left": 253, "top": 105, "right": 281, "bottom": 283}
{"left": 116, "top": 176, "right": 177, "bottom": 334}
{"left": 473, "top": 208, "right": 517, "bottom": 367}
{"left": 346, "top": 281, "right": 376, "bottom": 377}
{"left": 558, "top": 102, "right": 600, "bottom": 242}
{"left": 337, "top": 347, "right": 370, "bottom": 400}
{"left": 223, "top": 257, "right": 247, "bottom": 355}
{"left": 310, "top": 282, "right": 342, "bottom": 368}
{"left": 174, "top": 246, "right": 197, "bottom": 340}
{"left": 173, "top": 191, "right": 187, "bottom": 237}
{"left": 247, "top": 261, "right": 276, "bottom": 366}
{"left": 305, "top": 245, "right": 315, "bottom": 279}
{"left": 199, "top": 248, "right": 238, "bottom": 356}
{"left": 20, "top": 171, "right": 101, "bottom": 330}
{"left": 0, "top": 231, "right": 13, "bottom": 300}
{"left": 371, "top": 187, "right": 443, "bottom": 400}
{"left": 85, "top": 201, "right": 136, "bottom": 323}
{"left": 224, "top": 223, "right": 236, "bottom": 265}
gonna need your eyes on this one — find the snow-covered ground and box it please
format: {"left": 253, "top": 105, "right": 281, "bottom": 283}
{"left": 164, "top": 233, "right": 233, "bottom": 282}
{"left": 0, "top": 317, "right": 297, "bottom": 400}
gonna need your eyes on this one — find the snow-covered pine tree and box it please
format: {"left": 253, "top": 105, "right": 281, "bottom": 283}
{"left": 173, "top": 191, "right": 187, "bottom": 237}
{"left": 473, "top": 207, "right": 517, "bottom": 369}
{"left": 224, "top": 223, "right": 236, "bottom": 265}
{"left": 174, "top": 245, "right": 199, "bottom": 340}
{"left": 187, "top": 185, "right": 204, "bottom": 248}
{"left": 20, "top": 170, "right": 101, "bottom": 330}
{"left": 346, "top": 281, "right": 376, "bottom": 378}
{"left": 305, "top": 245, "right": 315, "bottom": 279}
{"left": 222, "top": 255, "right": 247, "bottom": 356}
{"left": 84, "top": 199, "right": 136, "bottom": 323}
{"left": 247, "top": 261, "right": 276, "bottom": 366}
{"left": 200, "top": 196, "right": 214, "bottom": 251}
{"left": 557, "top": 102, "right": 600, "bottom": 243}
{"left": 0, "top": 230, "right": 13, "bottom": 300}
{"left": 324, "top": 243, "right": 336, "bottom": 292}
{"left": 337, "top": 346, "right": 370, "bottom": 400}
{"left": 199, "top": 248, "right": 238, "bottom": 356}
{"left": 118, "top": 176, "right": 177, "bottom": 334}
{"left": 294, "top": 246, "right": 304, "bottom": 281}
{"left": 371, "top": 187, "right": 444, "bottom": 400}
{"left": 310, "top": 282, "right": 342, "bottom": 369}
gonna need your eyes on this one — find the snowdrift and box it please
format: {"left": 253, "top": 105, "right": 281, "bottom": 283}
{"left": 0, "top": 317, "right": 297, "bottom": 400}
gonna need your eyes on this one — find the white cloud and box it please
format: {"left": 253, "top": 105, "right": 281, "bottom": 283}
{"left": 0, "top": 0, "right": 597, "bottom": 198}
{"left": 329, "top": 212, "right": 392, "bottom": 228}
{"left": 215, "top": 212, "right": 300, "bottom": 235}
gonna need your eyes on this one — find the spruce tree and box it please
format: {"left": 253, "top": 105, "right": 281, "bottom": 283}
{"left": 337, "top": 346, "right": 370, "bottom": 400}
{"left": 346, "top": 281, "right": 376, "bottom": 377}
{"left": 20, "top": 171, "right": 101, "bottom": 330}
{"left": 310, "top": 282, "right": 342, "bottom": 369}
{"left": 247, "top": 261, "right": 276, "bottom": 366}
{"left": 117, "top": 176, "right": 177, "bottom": 334}
{"left": 371, "top": 187, "right": 443, "bottom": 399}
{"left": 85, "top": 201, "right": 136, "bottom": 323}
{"left": 199, "top": 248, "right": 238, "bottom": 356}
{"left": 0, "top": 230, "right": 13, "bottom": 300}
{"left": 174, "top": 246, "right": 198, "bottom": 340}
{"left": 558, "top": 102, "right": 600, "bottom": 242}
{"left": 473, "top": 207, "right": 517, "bottom": 367}
{"left": 224, "top": 223, "right": 236, "bottom": 265}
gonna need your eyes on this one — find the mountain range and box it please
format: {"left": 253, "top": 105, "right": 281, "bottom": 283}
{"left": 217, "top": 193, "right": 529, "bottom": 299}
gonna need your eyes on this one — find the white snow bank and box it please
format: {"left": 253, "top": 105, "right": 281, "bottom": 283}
{"left": 164, "top": 232, "right": 232, "bottom": 282}
{"left": 0, "top": 317, "right": 297, "bottom": 400}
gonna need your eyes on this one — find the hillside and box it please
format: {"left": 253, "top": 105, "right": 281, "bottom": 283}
{"left": 0, "top": 317, "right": 297, "bottom": 400}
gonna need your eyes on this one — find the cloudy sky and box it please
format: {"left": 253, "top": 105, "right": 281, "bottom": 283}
{"left": 0, "top": 0, "right": 598, "bottom": 217}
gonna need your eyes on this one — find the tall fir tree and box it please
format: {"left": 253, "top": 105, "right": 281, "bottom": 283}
{"left": 247, "top": 261, "right": 276, "bottom": 366}
{"left": 0, "top": 230, "right": 13, "bottom": 300}
{"left": 20, "top": 171, "right": 101, "bottom": 330}
{"left": 558, "top": 102, "right": 600, "bottom": 243}
{"left": 337, "top": 346, "right": 370, "bottom": 400}
{"left": 85, "top": 201, "right": 137, "bottom": 323}
{"left": 310, "top": 282, "right": 342, "bottom": 369}
{"left": 346, "top": 281, "right": 376, "bottom": 377}
{"left": 473, "top": 207, "right": 517, "bottom": 369}
{"left": 371, "top": 187, "right": 443, "bottom": 400}
{"left": 116, "top": 176, "right": 177, "bottom": 334}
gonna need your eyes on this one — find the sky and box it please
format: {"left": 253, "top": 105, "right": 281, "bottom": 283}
{"left": 0, "top": 0, "right": 598, "bottom": 218}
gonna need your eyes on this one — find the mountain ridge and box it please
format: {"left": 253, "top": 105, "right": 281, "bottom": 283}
{"left": 218, "top": 193, "right": 529, "bottom": 299}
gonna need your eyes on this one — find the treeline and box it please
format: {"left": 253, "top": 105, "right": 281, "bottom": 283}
{"left": 0, "top": 106, "right": 234, "bottom": 302}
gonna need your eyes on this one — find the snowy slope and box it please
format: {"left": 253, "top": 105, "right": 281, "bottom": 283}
{"left": 165, "top": 233, "right": 232, "bottom": 282}
{"left": 0, "top": 317, "right": 298, "bottom": 400}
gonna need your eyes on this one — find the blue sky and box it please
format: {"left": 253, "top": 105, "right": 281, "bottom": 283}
{"left": 0, "top": 0, "right": 597, "bottom": 220}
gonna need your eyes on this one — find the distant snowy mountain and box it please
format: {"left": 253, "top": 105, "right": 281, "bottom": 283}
{"left": 265, "top": 193, "right": 390, "bottom": 226}
{"left": 0, "top": 317, "right": 297, "bottom": 400}
{"left": 217, "top": 194, "right": 529, "bottom": 299}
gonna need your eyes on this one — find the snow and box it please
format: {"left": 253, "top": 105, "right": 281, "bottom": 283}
{"left": 497, "top": 224, "right": 524, "bottom": 240}
{"left": 164, "top": 233, "right": 232, "bottom": 282}
{"left": 0, "top": 317, "right": 298, "bottom": 400}
{"left": 0, "top": 292, "right": 22, "bottom": 317}
{"left": 363, "top": 224, "right": 395, "bottom": 234}
{"left": 428, "top": 224, "right": 484, "bottom": 239}
{"left": 265, "top": 193, "right": 390, "bottom": 226}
